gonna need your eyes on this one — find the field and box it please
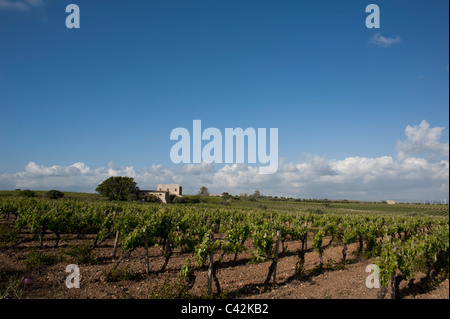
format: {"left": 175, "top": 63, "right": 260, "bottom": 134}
{"left": 0, "top": 191, "right": 448, "bottom": 300}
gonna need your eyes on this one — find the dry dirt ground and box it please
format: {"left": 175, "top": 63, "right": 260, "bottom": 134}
{"left": 0, "top": 226, "right": 448, "bottom": 300}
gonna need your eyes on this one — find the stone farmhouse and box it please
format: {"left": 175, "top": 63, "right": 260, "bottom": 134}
{"left": 138, "top": 184, "right": 182, "bottom": 203}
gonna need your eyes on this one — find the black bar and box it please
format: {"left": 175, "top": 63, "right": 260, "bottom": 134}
{"left": 1, "top": 299, "right": 448, "bottom": 318}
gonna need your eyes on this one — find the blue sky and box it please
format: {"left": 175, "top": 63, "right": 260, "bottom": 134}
{"left": 0, "top": 0, "right": 448, "bottom": 200}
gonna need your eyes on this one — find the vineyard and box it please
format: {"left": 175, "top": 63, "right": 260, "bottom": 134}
{"left": 0, "top": 193, "right": 448, "bottom": 300}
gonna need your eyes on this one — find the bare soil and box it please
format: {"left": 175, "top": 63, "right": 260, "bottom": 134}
{"left": 1, "top": 225, "right": 448, "bottom": 300}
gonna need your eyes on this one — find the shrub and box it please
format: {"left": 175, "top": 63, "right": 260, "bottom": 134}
{"left": 0, "top": 224, "right": 19, "bottom": 248}
{"left": 45, "top": 190, "right": 64, "bottom": 199}
{"left": 103, "top": 266, "right": 132, "bottom": 282}
{"left": 183, "top": 195, "right": 202, "bottom": 204}
{"left": 148, "top": 274, "right": 192, "bottom": 299}
{"left": 127, "top": 193, "right": 138, "bottom": 202}
{"left": 172, "top": 196, "right": 186, "bottom": 204}
{"left": 24, "top": 250, "right": 62, "bottom": 269}
{"left": 65, "top": 243, "right": 96, "bottom": 264}
{"left": 144, "top": 194, "right": 161, "bottom": 203}
{"left": 20, "top": 189, "right": 36, "bottom": 198}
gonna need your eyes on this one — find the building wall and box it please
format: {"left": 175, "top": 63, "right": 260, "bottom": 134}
{"left": 157, "top": 184, "right": 182, "bottom": 196}
{"left": 139, "top": 191, "right": 170, "bottom": 203}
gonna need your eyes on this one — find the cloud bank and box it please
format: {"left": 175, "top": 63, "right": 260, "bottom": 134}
{"left": 396, "top": 120, "right": 449, "bottom": 161}
{"left": 0, "top": 121, "right": 448, "bottom": 201}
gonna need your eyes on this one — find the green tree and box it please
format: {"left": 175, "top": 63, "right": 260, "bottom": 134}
{"left": 45, "top": 190, "right": 64, "bottom": 199}
{"left": 95, "top": 176, "right": 139, "bottom": 201}
{"left": 198, "top": 186, "right": 209, "bottom": 197}
{"left": 221, "top": 192, "right": 232, "bottom": 199}
{"left": 20, "top": 189, "right": 36, "bottom": 198}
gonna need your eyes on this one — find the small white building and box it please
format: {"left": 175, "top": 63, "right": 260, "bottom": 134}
{"left": 386, "top": 200, "right": 396, "bottom": 205}
{"left": 157, "top": 184, "right": 182, "bottom": 196}
{"left": 139, "top": 184, "right": 182, "bottom": 203}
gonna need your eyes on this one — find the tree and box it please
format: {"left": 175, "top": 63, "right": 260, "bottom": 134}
{"left": 221, "top": 192, "right": 232, "bottom": 199}
{"left": 198, "top": 186, "right": 209, "bottom": 197}
{"left": 96, "top": 176, "right": 139, "bottom": 201}
{"left": 45, "top": 190, "right": 64, "bottom": 199}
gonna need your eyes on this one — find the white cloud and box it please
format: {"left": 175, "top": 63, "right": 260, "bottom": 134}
{"left": 0, "top": 121, "right": 448, "bottom": 201}
{"left": 369, "top": 33, "right": 401, "bottom": 48}
{"left": 297, "top": 155, "right": 338, "bottom": 177}
{"left": 23, "top": 162, "right": 81, "bottom": 177}
{"left": 106, "top": 162, "right": 136, "bottom": 178}
{"left": 396, "top": 120, "right": 449, "bottom": 161}
{"left": 0, "top": 162, "right": 135, "bottom": 193}
{"left": 182, "top": 162, "right": 216, "bottom": 175}
{"left": 0, "top": 0, "right": 44, "bottom": 11}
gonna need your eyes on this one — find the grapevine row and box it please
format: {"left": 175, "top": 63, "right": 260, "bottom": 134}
{"left": 0, "top": 196, "right": 448, "bottom": 298}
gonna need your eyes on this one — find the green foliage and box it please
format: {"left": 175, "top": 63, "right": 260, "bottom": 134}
{"left": 103, "top": 266, "right": 132, "bottom": 282}
{"left": 308, "top": 208, "right": 324, "bottom": 215}
{"left": 45, "top": 190, "right": 64, "bottom": 199}
{"left": 143, "top": 194, "right": 160, "bottom": 203}
{"left": 396, "top": 238, "right": 419, "bottom": 280}
{"left": 292, "top": 222, "right": 308, "bottom": 242}
{"left": 65, "top": 243, "right": 97, "bottom": 264}
{"left": 171, "top": 196, "right": 185, "bottom": 204}
{"left": 121, "top": 226, "right": 146, "bottom": 251}
{"left": 420, "top": 225, "right": 450, "bottom": 278}
{"left": 376, "top": 238, "right": 397, "bottom": 287}
{"left": 222, "top": 221, "right": 251, "bottom": 257}
{"left": 221, "top": 192, "right": 232, "bottom": 199}
{"left": 148, "top": 274, "right": 193, "bottom": 299}
{"left": 96, "top": 176, "right": 139, "bottom": 201}
{"left": 195, "top": 231, "right": 215, "bottom": 268}
{"left": 252, "top": 222, "right": 274, "bottom": 263}
{"left": 127, "top": 193, "right": 138, "bottom": 202}
{"left": 0, "top": 224, "right": 19, "bottom": 248}
{"left": 179, "top": 258, "right": 195, "bottom": 280}
{"left": 24, "top": 249, "right": 63, "bottom": 269}
{"left": 20, "top": 189, "right": 36, "bottom": 198}
{"left": 341, "top": 224, "right": 358, "bottom": 245}
{"left": 0, "top": 274, "right": 29, "bottom": 299}
{"left": 198, "top": 186, "right": 210, "bottom": 197}
{"left": 312, "top": 229, "right": 324, "bottom": 255}
{"left": 181, "top": 195, "right": 203, "bottom": 204}
{"left": 0, "top": 192, "right": 448, "bottom": 299}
